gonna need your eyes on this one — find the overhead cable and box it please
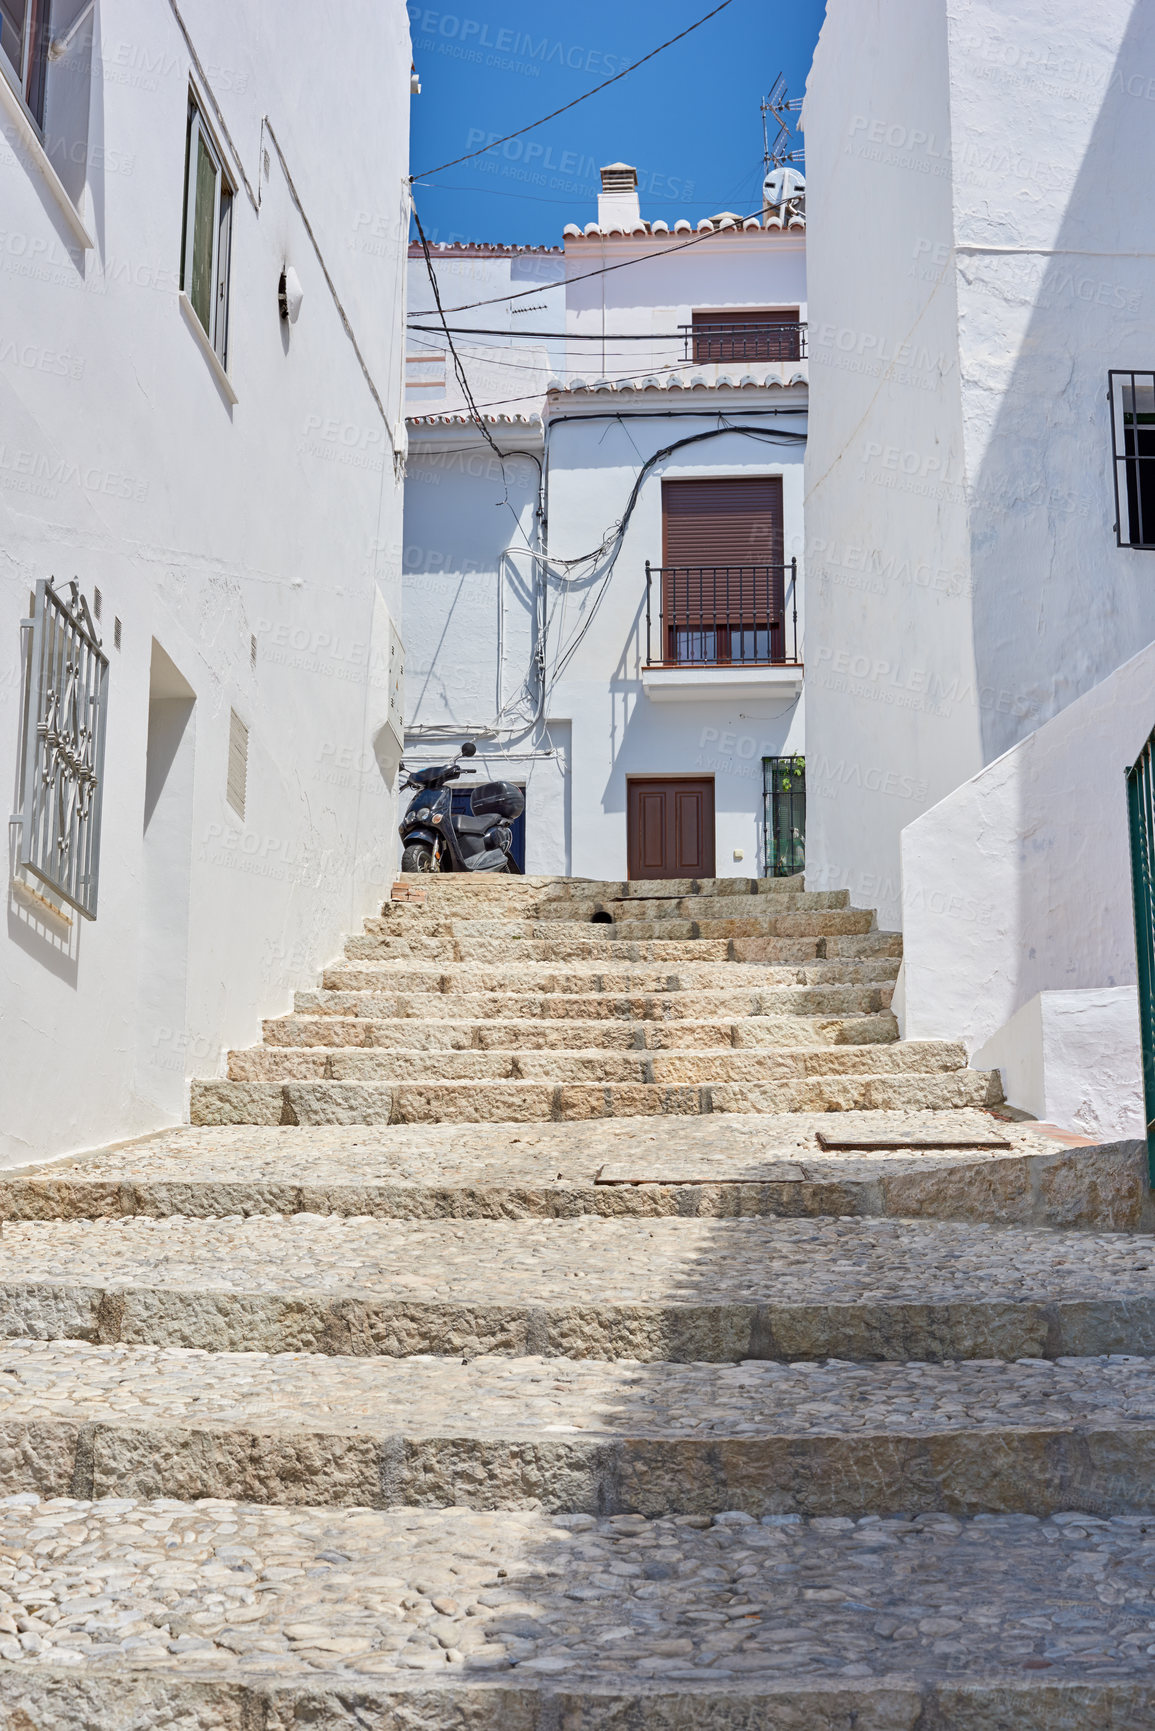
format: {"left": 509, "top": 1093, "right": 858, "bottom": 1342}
{"left": 412, "top": 0, "right": 735, "bottom": 179}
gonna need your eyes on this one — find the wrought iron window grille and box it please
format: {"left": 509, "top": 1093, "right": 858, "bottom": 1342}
{"left": 763, "top": 755, "right": 805, "bottom": 879}
{"left": 644, "top": 560, "right": 800, "bottom": 668}
{"left": 12, "top": 578, "right": 109, "bottom": 919}
{"left": 1109, "top": 370, "right": 1155, "bottom": 549}
{"left": 681, "top": 321, "right": 807, "bottom": 364}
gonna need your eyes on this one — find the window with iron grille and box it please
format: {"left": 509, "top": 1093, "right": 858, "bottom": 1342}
{"left": 689, "top": 309, "right": 804, "bottom": 365}
{"left": 181, "top": 93, "right": 234, "bottom": 366}
{"left": 655, "top": 476, "right": 795, "bottom": 667}
{"left": 15, "top": 579, "right": 109, "bottom": 918}
{"left": 763, "top": 755, "right": 805, "bottom": 879}
{"left": 0, "top": 0, "right": 49, "bottom": 131}
{"left": 1110, "top": 371, "right": 1155, "bottom": 548}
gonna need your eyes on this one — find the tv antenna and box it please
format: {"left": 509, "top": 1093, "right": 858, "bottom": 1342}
{"left": 762, "top": 73, "right": 804, "bottom": 171}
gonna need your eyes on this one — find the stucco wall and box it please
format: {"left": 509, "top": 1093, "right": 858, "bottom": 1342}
{"left": 0, "top": 0, "right": 411, "bottom": 1165}
{"left": 547, "top": 404, "right": 806, "bottom": 880}
{"left": 802, "top": 0, "right": 1155, "bottom": 929}
{"left": 901, "top": 635, "right": 1155, "bottom": 1063}
{"left": 405, "top": 249, "right": 564, "bottom": 418}
{"left": 802, "top": 0, "right": 977, "bottom": 930}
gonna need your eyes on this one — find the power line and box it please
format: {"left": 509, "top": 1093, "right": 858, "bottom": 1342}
{"left": 411, "top": 200, "right": 535, "bottom": 545}
{"left": 412, "top": 0, "right": 736, "bottom": 179}
{"left": 408, "top": 325, "right": 710, "bottom": 342}
{"left": 420, "top": 207, "right": 777, "bottom": 315}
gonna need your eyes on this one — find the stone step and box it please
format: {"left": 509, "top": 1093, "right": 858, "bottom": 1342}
{"left": 345, "top": 934, "right": 736, "bottom": 964}
{"left": 191, "top": 1066, "right": 998, "bottom": 1126}
{"left": 294, "top": 986, "right": 896, "bottom": 1021}
{"left": 263, "top": 1013, "right": 901, "bottom": 1051}
{"left": 321, "top": 958, "right": 895, "bottom": 995}
{"left": 2, "top": 1340, "right": 1155, "bottom": 1519}
{"left": 422, "top": 871, "right": 810, "bottom": 900}
{"left": 1, "top": 1495, "right": 1151, "bottom": 1710}
{"left": 362, "top": 923, "right": 903, "bottom": 965}
{"left": 3, "top": 1212, "right": 1148, "bottom": 1362}
{"left": 535, "top": 904, "right": 876, "bottom": 934}
{"left": 225, "top": 1042, "right": 967, "bottom": 1087}
{"left": 4, "top": 1116, "right": 1140, "bottom": 1232}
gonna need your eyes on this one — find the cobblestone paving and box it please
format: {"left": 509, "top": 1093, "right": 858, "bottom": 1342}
{"left": 3, "top": 1214, "right": 1153, "bottom": 1307}
{"left": 0, "top": 1494, "right": 1153, "bottom": 1683}
{"left": 1, "top": 1342, "right": 1153, "bottom": 1439}
{"left": 5, "top": 878, "right": 1153, "bottom": 1723}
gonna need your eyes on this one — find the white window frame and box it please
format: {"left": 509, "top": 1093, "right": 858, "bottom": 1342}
{"left": 0, "top": 0, "right": 48, "bottom": 134}
{"left": 181, "top": 92, "right": 233, "bottom": 369}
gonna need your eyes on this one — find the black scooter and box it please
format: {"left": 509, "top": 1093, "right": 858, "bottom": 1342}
{"left": 398, "top": 742, "right": 525, "bottom": 873}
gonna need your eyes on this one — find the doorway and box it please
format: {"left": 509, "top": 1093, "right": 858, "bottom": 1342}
{"left": 135, "top": 642, "right": 196, "bottom": 1115}
{"left": 627, "top": 776, "right": 715, "bottom": 880}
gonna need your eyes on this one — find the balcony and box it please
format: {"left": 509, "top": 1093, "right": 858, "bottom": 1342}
{"left": 680, "top": 320, "right": 807, "bottom": 365}
{"left": 642, "top": 560, "right": 802, "bottom": 701}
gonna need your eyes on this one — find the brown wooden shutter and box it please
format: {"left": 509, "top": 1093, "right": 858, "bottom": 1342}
{"left": 661, "top": 477, "right": 784, "bottom": 630}
{"left": 691, "top": 309, "right": 800, "bottom": 363}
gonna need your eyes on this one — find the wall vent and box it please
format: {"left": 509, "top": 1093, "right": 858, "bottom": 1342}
{"left": 227, "top": 709, "right": 248, "bottom": 818}
{"left": 600, "top": 163, "right": 637, "bottom": 193}
{"left": 113, "top": 617, "right": 121, "bottom": 650}
{"left": 250, "top": 633, "right": 257, "bottom": 668}
{"left": 93, "top": 587, "right": 102, "bottom": 619}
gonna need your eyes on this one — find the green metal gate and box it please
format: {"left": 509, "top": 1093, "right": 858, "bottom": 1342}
{"left": 763, "top": 755, "right": 805, "bottom": 878}
{"left": 1126, "top": 727, "right": 1155, "bottom": 1184}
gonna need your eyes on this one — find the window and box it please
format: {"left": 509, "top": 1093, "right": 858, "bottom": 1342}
{"left": 763, "top": 756, "right": 805, "bottom": 879}
{"left": 0, "top": 0, "right": 49, "bottom": 129}
{"left": 650, "top": 477, "right": 797, "bottom": 667}
{"left": 1110, "top": 370, "right": 1155, "bottom": 549}
{"left": 181, "top": 95, "right": 233, "bottom": 366}
{"left": 689, "top": 309, "right": 805, "bottom": 365}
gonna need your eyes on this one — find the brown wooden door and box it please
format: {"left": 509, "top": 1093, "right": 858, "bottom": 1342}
{"left": 627, "top": 777, "right": 715, "bottom": 880}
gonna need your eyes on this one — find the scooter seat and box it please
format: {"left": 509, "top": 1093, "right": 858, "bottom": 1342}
{"left": 453, "top": 814, "right": 492, "bottom": 835}
{"left": 464, "top": 848, "right": 511, "bottom": 872}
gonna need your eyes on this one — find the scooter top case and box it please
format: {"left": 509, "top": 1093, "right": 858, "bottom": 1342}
{"left": 470, "top": 781, "right": 525, "bottom": 820}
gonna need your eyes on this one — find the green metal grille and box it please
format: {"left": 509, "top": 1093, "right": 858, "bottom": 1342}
{"left": 763, "top": 755, "right": 805, "bottom": 878}
{"left": 1126, "top": 728, "right": 1155, "bottom": 1185}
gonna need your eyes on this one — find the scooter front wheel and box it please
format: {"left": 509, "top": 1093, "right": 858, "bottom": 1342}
{"left": 401, "top": 842, "right": 437, "bottom": 873}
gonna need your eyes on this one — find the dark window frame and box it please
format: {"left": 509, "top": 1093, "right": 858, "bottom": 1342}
{"left": 1110, "top": 369, "right": 1155, "bottom": 549}
{"left": 763, "top": 755, "right": 805, "bottom": 879}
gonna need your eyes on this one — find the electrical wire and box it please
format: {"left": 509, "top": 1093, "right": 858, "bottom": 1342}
{"left": 408, "top": 325, "right": 762, "bottom": 341}
{"left": 412, "top": 0, "right": 736, "bottom": 179}
{"left": 421, "top": 207, "right": 779, "bottom": 315}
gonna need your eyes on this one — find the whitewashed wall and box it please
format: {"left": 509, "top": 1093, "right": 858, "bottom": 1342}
{"left": 802, "top": 0, "right": 1155, "bottom": 929}
{"left": 564, "top": 228, "right": 807, "bottom": 387}
{"left": 901, "top": 636, "right": 1155, "bottom": 1048}
{"left": 405, "top": 246, "right": 565, "bottom": 418}
{"left": 901, "top": 638, "right": 1155, "bottom": 1135}
{"left": 546, "top": 400, "right": 806, "bottom": 880}
{"left": 0, "top": 0, "right": 411, "bottom": 1165}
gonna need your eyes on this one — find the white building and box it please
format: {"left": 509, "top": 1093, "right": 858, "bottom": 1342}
{"left": 403, "top": 165, "right": 808, "bottom": 880}
{"left": 0, "top": 0, "right": 412, "bottom": 1165}
{"left": 802, "top": 0, "right": 1155, "bottom": 1136}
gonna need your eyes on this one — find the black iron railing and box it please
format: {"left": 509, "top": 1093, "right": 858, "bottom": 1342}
{"left": 1127, "top": 723, "right": 1155, "bottom": 1185}
{"left": 644, "top": 561, "right": 799, "bottom": 668}
{"left": 680, "top": 321, "right": 807, "bottom": 364}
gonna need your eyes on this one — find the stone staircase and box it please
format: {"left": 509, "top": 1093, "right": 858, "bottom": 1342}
{"left": 190, "top": 874, "right": 1005, "bottom": 1126}
{"left": 0, "top": 875, "right": 1153, "bottom": 1724}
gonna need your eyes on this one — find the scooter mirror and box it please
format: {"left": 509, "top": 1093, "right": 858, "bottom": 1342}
{"left": 461, "top": 741, "right": 477, "bottom": 756}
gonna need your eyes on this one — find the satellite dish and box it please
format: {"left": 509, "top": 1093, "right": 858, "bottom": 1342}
{"left": 763, "top": 165, "right": 806, "bottom": 209}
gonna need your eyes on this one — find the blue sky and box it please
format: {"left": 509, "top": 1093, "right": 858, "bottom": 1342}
{"left": 408, "top": 0, "right": 827, "bottom": 248}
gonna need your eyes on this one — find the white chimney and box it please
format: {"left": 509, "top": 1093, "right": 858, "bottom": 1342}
{"left": 598, "top": 162, "right": 641, "bottom": 230}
